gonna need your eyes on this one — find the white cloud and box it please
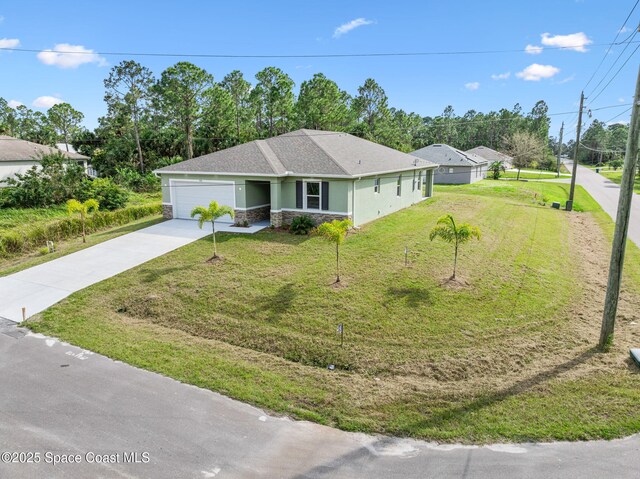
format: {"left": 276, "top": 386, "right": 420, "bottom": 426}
{"left": 0, "top": 16, "right": 5, "bottom": 24}
{"left": 619, "top": 26, "right": 629, "bottom": 33}
{"left": 0, "top": 38, "right": 20, "bottom": 49}
{"left": 516, "top": 63, "right": 560, "bottom": 81}
{"left": 618, "top": 97, "right": 626, "bottom": 103}
{"left": 37, "top": 43, "right": 107, "bottom": 69}
{"left": 7, "top": 100, "right": 23, "bottom": 108}
{"left": 557, "top": 75, "right": 575, "bottom": 84}
{"left": 32, "top": 96, "right": 64, "bottom": 108}
{"left": 525, "top": 44, "right": 543, "bottom": 55}
{"left": 541, "top": 32, "right": 592, "bottom": 52}
{"left": 491, "top": 72, "right": 511, "bottom": 80}
{"left": 333, "top": 18, "right": 375, "bottom": 38}
{"left": 464, "top": 82, "right": 480, "bottom": 91}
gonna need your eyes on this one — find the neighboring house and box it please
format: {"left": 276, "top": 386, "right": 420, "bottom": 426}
{"left": 465, "top": 146, "right": 513, "bottom": 169}
{"left": 154, "top": 129, "right": 438, "bottom": 227}
{"left": 56, "top": 143, "right": 98, "bottom": 177}
{"left": 0, "top": 135, "right": 92, "bottom": 186}
{"left": 410, "top": 144, "right": 488, "bottom": 185}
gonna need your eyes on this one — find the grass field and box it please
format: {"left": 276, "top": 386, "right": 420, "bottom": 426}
{"left": 599, "top": 170, "right": 640, "bottom": 195}
{"left": 27, "top": 180, "right": 640, "bottom": 443}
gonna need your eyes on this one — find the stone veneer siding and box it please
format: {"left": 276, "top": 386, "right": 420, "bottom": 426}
{"left": 275, "top": 210, "right": 351, "bottom": 227}
{"left": 162, "top": 204, "right": 173, "bottom": 219}
{"left": 234, "top": 205, "right": 270, "bottom": 224}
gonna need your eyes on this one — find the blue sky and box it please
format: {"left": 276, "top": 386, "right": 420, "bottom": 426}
{"left": 0, "top": 0, "right": 637, "bottom": 138}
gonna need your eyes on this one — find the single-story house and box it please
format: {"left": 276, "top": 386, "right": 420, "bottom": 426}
{"left": 0, "top": 135, "right": 92, "bottom": 186}
{"left": 154, "top": 129, "right": 438, "bottom": 227}
{"left": 410, "top": 144, "right": 488, "bottom": 185}
{"left": 465, "top": 146, "right": 513, "bottom": 169}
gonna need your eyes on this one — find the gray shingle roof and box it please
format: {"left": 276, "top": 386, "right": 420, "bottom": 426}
{"left": 0, "top": 135, "right": 88, "bottom": 162}
{"left": 155, "top": 129, "right": 437, "bottom": 177}
{"left": 465, "top": 146, "right": 513, "bottom": 164}
{"left": 410, "top": 144, "right": 488, "bottom": 167}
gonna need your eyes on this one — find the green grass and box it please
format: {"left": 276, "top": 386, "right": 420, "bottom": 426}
{"left": 27, "top": 181, "right": 640, "bottom": 443}
{"left": 501, "top": 170, "right": 571, "bottom": 180}
{"left": 0, "top": 205, "right": 68, "bottom": 230}
{"left": 599, "top": 170, "right": 640, "bottom": 195}
{"left": 435, "top": 179, "right": 599, "bottom": 212}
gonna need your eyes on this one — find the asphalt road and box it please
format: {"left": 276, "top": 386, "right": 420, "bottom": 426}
{"left": 1, "top": 321, "right": 639, "bottom": 479}
{"left": 566, "top": 161, "right": 640, "bottom": 247}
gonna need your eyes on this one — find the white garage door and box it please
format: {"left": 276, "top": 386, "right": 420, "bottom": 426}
{"left": 171, "top": 180, "right": 235, "bottom": 222}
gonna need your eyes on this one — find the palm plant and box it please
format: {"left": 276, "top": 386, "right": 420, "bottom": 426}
{"left": 67, "top": 198, "right": 99, "bottom": 243}
{"left": 429, "top": 214, "right": 481, "bottom": 279}
{"left": 316, "top": 219, "right": 353, "bottom": 283}
{"left": 191, "top": 201, "right": 235, "bottom": 258}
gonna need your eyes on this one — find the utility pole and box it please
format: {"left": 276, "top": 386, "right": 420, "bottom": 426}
{"left": 599, "top": 66, "right": 640, "bottom": 350}
{"left": 567, "top": 92, "right": 585, "bottom": 211}
{"left": 556, "top": 122, "right": 564, "bottom": 178}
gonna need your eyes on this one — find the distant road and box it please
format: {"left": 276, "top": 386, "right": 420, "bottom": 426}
{"left": 566, "top": 161, "right": 640, "bottom": 247}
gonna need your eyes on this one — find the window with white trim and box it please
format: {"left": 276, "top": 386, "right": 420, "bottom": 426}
{"left": 448, "top": 167, "right": 454, "bottom": 174}
{"left": 417, "top": 171, "right": 422, "bottom": 190}
{"left": 374, "top": 177, "right": 380, "bottom": 193}
{"left": 306, "top": 181, "right": 320, "bottom": 209}
{"left": 397, "top": 175, "right": 402, "bottom": 196}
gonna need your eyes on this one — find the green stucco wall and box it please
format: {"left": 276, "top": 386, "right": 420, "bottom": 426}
{"left": 353, "top": 169, "right": 434, "bottom": 225}
{"left": 279, "top": 178, "right": 350, "bottom": 212}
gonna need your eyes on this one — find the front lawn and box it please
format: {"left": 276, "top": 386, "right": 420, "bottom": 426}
{"left": 28, "top": 180, "right": 640, "bottom": 443}
{"left": 599, "top": 170, "right": 640, "bottom": 195}
{"left": 501, "top": 170, "right": 571, "bottom": 180}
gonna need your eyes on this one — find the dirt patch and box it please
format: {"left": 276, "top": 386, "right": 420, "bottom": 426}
{"left": 330, "top": 280, "right": 348, "bottom": 289}
{"left": 206, "top": 255, "right": 224, "bottom": 264}
{"left": 440, "top": 275, "right": 470, "bottom": 289}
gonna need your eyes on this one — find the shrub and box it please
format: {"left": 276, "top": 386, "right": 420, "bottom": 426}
{"left": 290, "top": 215, "right": 316, "bottom": 235}
{"left": 609, "top": 159, "right": 624, "bottom": 171}
{"left": 1, "top": 153, "right": 85, "bottom": 208}
{"left": 38, "top": 246, "right": 50, "bottom": 256}
{"left": 80, "top": 178, "right": 129, "bottom": 210}
{"left": 114, "top": 167, "right": 161, "bottom": 193}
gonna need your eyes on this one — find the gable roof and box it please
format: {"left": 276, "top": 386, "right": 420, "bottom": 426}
{"left": 465, "top": 146, "right": 513, "bottom": 164}
{"left": 410, "top": 144, "right": 488, "bottom": 167}
{"left": 0, "top": 135, "right": 88, "bottom": 162}
{"left": 155, "top": 129, "right": 437, "bottom": 178}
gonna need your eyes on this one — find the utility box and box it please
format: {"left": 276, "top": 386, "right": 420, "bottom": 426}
{"left": 631, "top": 349, "right": 640, "bottom": 368}
{"left": 565, "top": 200, "right": 573, "bottom": 211}
{"left": 551, "top": 202, "right": 560, "bottom": 209}
{"left": 596, "top": 168, "right": 600, "bottom": 173}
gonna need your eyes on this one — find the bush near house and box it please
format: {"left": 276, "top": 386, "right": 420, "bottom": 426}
{"left": 0, "top": 204, "right": 161, "bottom": 256}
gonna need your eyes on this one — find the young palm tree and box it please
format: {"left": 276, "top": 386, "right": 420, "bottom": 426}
{"left": 191, "top": 201, "right": 235, "bottom": 258}
{"left": 67, "top": 198, "right": 100, "bottom": 243}
{"left": 316, "top": 219, "right": 353, "bottom": 283}
{"left": 429, "top": 214, "right": 481, "bottom": 279}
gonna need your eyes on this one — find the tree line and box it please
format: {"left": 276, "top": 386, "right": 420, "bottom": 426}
{"left": 0, "top": 60, "right": 554, "bottom": 176}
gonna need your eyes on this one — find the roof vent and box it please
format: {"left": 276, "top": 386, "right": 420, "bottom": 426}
{"left": 358, "top": 160, "right": 361, "bottom": 164}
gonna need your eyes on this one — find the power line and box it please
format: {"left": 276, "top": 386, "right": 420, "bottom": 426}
{"left": 583, "top": 0, "right": 640, "bottom": 91}
{"left": 1, "top": 40, "right": 639, "bottom": 59}
{"left": 587, "top": 42, "right": 640, "bottom": 105}
{"left": 603, "top": 106, "right": 633, "bottom": 124}
{"left": 579, "top": 142, "right": 625, "bottom": 153}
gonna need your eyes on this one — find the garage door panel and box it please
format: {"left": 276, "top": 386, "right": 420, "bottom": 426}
{"left": 172, "top": 181, "right": 235, "bottom": 222}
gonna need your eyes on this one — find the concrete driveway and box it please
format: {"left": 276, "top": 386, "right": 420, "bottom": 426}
{"left": 567, "top": 161, "right": 640, "bottom": 247}
{"left": 0, "top": 219, "right": 266, "bottom": 323}
{"left": 0, "top": 324, "right": 638, "bottom": 479}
